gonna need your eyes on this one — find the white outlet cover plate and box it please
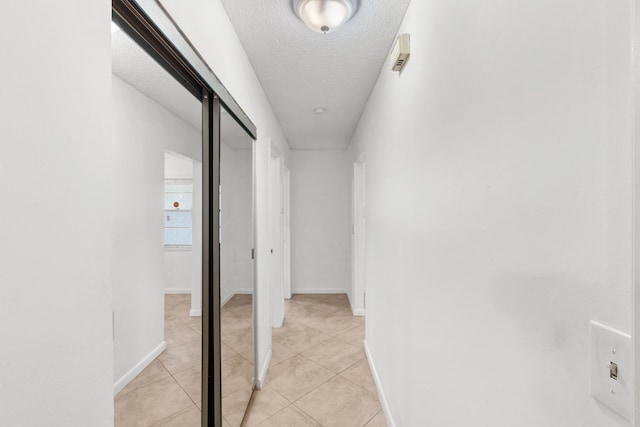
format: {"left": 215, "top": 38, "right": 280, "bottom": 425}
{"left": 590, "top": 320, "right": 631, "bottom": 420}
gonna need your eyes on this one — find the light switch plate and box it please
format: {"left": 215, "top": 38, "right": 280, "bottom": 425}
{"left": 590, "top": 320, "right": 631, "bottom": 420}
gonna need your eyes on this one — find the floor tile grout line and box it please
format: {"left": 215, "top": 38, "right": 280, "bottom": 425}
{"left": 289, "top": 370, "right": 339, "bottom": 405}
{"left": 302, "top": 353, "right": 367, "bottom": 376}
{"left": 118, "top": 295, "right": 196, "bottom": 426}
{"left": 115, "top": 356, "right": 176, "bottom": 398}
{"left": 115, "top": 372, "right": 170, "bottom": 399}
{"left": 250, "top": 294, "right": 373, "bottom": 427}
{"left": 336, "top": 372, "right": 380, "bottom": 397}
{"left": 143, "top": 378, "right": 194, "bottom": 427}
{"left": 160, "top": 361, "right": 199, "bottom": 378}
{"left": 291, "top": 399, "right": 330, "bottom": 426}
{"left": 264, "top": 354, "right": 338, "bottom": 405}
{"left": 168, "top": 367, "right": 200, "bottom": 408}
{"left": 148, "top": 404, "right": 198, "bottom": 427}
{"left": 252, "top": 403, "right": 293, "bottom": 427}
{"left": 161, "top": 305, "right": 202, "bottom": 409}
{"left": 282, "top": 311, "right": 361, "bottom": 333}
{"left": 158, "top": 323, "right": 202, "bottom": 410}
{"left": 180, "top": 317, "right": 203, "bottom": 336}
{"left": 362, "top": 410, "right": 383, "bottom": 427}
{"left": 290, "top": 373, "right": 381, "bottom": 427}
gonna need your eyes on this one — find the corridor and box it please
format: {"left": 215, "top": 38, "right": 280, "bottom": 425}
{"left": 114, "top": 294, "right": 384, "bottom": 426}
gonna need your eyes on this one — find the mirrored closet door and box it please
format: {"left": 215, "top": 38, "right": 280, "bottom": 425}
{"left": 219, "top": 106, "right": 255, "bottom": 426}
{"left": 111, "top": 16, "right": 206, "bottom": 426}
{"left": 113, "top": 1, "right": 258, "bottom": 424}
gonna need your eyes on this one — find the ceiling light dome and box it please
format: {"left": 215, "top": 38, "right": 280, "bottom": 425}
{"left": 293, "top": 0, "right": 358, "bottom": 34}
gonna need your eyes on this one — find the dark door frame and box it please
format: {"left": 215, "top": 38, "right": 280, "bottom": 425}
{"left": 112, "top": 1, "right": 257, "bottom": 425}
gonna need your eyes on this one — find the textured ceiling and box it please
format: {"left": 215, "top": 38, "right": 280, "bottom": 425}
{"left": 220, "top": 0, "right": 411, "bottom": 150}
{"left": 111, "top": 29, "right": 251, "bottom": 150}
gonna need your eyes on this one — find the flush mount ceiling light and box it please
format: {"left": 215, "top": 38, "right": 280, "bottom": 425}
{"left": 293, "top": 0, "right": 359, "bottom": 34}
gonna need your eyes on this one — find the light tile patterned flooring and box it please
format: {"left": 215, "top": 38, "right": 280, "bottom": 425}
{"left": 247, "top": 294, "right": 386, "bottom": 427}
{"left": 114, "top": 294, "right": 386, "bottom": 427}
{"left": 221, "top": 294, "right": 256, "bottom": 426}
{"left": 114, "top": 295, "right": 202, "bottom": 427}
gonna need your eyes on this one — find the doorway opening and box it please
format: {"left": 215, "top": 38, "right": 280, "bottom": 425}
{"left": 270, "top": 141, "right": 286, "bottom": 328}
{"left": 351, "top": 156, "right": 366, "bottom": 316}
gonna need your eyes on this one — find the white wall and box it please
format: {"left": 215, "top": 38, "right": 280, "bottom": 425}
{"left": 191, "top": 163, "right": 203, "bottom": 316}
{"left": 221, "top": 142, "right": 253, "bottom": 304}
{"left": 291, "top": 150, "right": 352, "bottom": 294}
{"left": 164, "top": 249, "right": 194, "bottom": 293}
{"left": 165, "top": 153, "right": 193, "bottom": 179}
{"left": 159, "top": 0, "right": 292, "bottom": 385}
{"left": 112, "top": 75, "right": 200, "bottom": 390}
{"left": 349, "top": 0, "right": 632, "bottom": 426}
{"left": 0, "top": 1, "right": 114, "bottom": 425}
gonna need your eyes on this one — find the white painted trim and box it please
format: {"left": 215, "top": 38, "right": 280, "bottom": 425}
{"left": 364, "top": 340, "right": 396, "bottom": 427}
{"left": 164, "top": 288, "right": 191, "bottom": 294}
{"left": 269, "top": 144, "right": 285, "bottom": 328}
{"left": 256, "top": 348, "right": 272, "bottom": 390}
{"left": 164, "top": 246, "right": 193, "bottom": 252}
{"left": 221, "top": 292, "right": 234, "bottom": 307}
{"left": 113, "top": 341, "right": 167, "bottom": 396}
{"left": 347, "top": 291, "right": 365, "bottom": 317}
{"left": 290, "top": 289, "right": 347, "bottom": 294}
{"left": 352, "top": 159, "right": 366, "bottom": 318}
{"left": 633, "top": 0, "right": 640, "bottom": 423}
{"left": 251, "top": 137, "right": 259, "bottom": 395}
{"left": 189, "top": 308, "right": 202, "bottom": 317}
{"left": 283, "top": 168, "right": 292, "bottom": 300}
{"left": 221, "top": 289, "right": 254, "bottom": 308}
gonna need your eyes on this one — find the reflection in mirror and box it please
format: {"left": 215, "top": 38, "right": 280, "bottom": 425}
{"left": 111, "top": 20, "right": 204, "bottom": 426}
{"left": 220, "top": 107, "right": 255, "bottom": 426}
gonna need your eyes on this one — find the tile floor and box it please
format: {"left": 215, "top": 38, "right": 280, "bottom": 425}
{"left": 114, "top": 293, "right": 386, "bottom": 427}
{"left": 245, "top": 294, "right": 386, "bottom": 427}
{"left": 221, "top": 294, "right": 255, "bottom": 426}
{"left": 114, "top": 294, "right": 202, "bottom": 427}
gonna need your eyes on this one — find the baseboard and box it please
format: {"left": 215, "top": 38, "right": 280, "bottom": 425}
{"left": 114, "top": 340, "right": 167, "bottom": 396}
{"left": 221, "top": 292, "right": 234, "bottom": 307}
{"left": 189, "top": 308, "right": 202, "bottom": 317}
{"left": 364, "top": 340, "right": 396, "bottom": 427}
{"left": 256, "top": 348, "right": 272, "bottom": 389}
{"left": 347, "top": 292, "right": 366, "bottom": 317}
{"left": 291, "top": 288, "right": 347, "bottom": 295}
{"left": 164, "top": 288, "right": 191, "bottom": 294}
{"left": 221, "top": 289, "right": 254, "bottom": 308}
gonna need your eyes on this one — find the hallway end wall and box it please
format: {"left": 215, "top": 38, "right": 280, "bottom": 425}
{"left": 348, "top": 0, "right": 632, "bottom": 425}
{"left": 291, "top": 150, "right": 352, "bottom": 295}
{"left": 221, "top": 142, "right": 253, "bottom": 304}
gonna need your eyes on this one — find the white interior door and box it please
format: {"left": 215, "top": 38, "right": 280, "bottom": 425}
{"left": 270, "top": 143, "right": 284, "bottom": 327}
